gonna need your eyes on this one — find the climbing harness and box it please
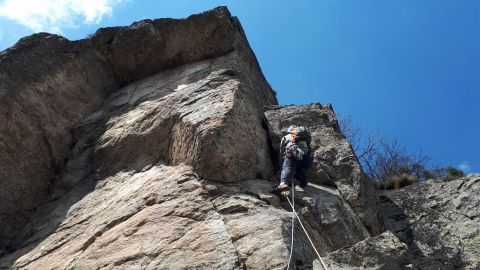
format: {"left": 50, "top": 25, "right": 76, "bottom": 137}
{"left": 284, "top": 183, "right": 329, "bottom": 270}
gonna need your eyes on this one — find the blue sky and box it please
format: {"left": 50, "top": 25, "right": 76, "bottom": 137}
{"left": 1, "top": 0, "right": 479, "bottom": 173}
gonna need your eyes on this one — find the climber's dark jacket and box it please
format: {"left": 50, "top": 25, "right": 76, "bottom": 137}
{"left": 279, "top": 134, "right": 312, "bottom": 188}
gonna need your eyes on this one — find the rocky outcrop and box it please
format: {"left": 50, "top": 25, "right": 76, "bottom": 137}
{"left": 0, "top": 61, "right": 390, "bottom": 269}
{"left": 0, "top": 165, "right": 245, "bottom": 269}
{"left": 322, "top": 231, "right": 412, "bottom": 270}
{"left": 0, "top": 170, "right": 393, "bottom": 269}
{"left": 0, "top": 7, "right": 275, "bottom": 239}
{"left": 0, "top": 6, "right": 414, "bottom": 270}
{"left": 380, "top": 174, "right": 480, "bottom": 269}
{"left": 264, "top": 104, "right": 384, "bottom": 236}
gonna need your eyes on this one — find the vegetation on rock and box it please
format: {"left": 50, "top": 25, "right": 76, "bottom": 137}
{"left": 339, "top": 115, "right": 465, "bottom": 188}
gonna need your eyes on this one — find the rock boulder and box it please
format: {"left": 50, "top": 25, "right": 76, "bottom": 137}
{"left": 322, "top": 231, "right": 412, "bottom": 270}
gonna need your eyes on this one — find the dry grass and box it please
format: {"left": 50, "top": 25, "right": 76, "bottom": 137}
{"left": 378, "top": 173, "right": 419, "bottom": 190}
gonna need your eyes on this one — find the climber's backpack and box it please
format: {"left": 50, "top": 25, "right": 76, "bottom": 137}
{"left": 291, "top": 126, "right": 311, "bottom": 157}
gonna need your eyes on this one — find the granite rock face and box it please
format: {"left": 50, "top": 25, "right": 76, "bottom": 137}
{"left": 264, "top": 104, "right": 385, "bottom": 236}
{"left": 0, "top": 165, "right": 244, "bottom": 269}
{"left": 322, "top": 231, "right": 412, "bottom": 270}
{"left": 380, "top": 174, "right": 480, "bottom": 270}
{"left": 0, "top": 6, "right": 416, "bottom": 270}
{"left": 0, "top": 6, "right": 274, "bottom": 237}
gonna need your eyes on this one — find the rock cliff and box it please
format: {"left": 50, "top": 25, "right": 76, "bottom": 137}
{"left": 1, "top": 6, "right": 474, "bottom": 270}
{"left": 0, "top": 6, "right": 275, "bottom": 241}
{"left": 381, "top": 174, "right": 480, "bottom": 270}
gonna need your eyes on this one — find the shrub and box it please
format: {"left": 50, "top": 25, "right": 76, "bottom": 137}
{"left": 339, "top": 115, "right": 434, "bottom": 183}
{"left": 339, "top": 115, "right": 462, "bottom": 186}
{"left": 339, "top": 114, "right": 464, "bottom": 186}
{"left": 379, "top": 173, "right": 419, "bottom": 190}
{"left": 444, "top": 166, "right": 464, "bottom": 181}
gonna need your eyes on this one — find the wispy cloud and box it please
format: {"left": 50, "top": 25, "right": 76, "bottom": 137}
{"left": 0, "top": 0, "right": 127, "bottom": 34}
{"left": 458, "top": 161, "right": 471, "bottom": 173}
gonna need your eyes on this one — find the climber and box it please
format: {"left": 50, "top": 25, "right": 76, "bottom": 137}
{"left": 276, "top": 125, "right": 312, "bottom": 191}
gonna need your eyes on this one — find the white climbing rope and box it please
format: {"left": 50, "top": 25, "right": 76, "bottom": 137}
{"left": 286, "top": 182, "right": 295, "bottom": 270}
{"left": 285, "top": 188, "right": 329, "bottom": 270}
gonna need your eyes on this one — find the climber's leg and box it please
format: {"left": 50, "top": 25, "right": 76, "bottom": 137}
{"left": 296, "top": 154, "right": 312, "bottom": 188}
{"left": 278, "top": 157, "right": 295, "bottom": 190}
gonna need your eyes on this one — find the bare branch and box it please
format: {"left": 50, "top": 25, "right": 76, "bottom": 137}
{"left": 338, "top": 114, "right": 439, "bottom": 184}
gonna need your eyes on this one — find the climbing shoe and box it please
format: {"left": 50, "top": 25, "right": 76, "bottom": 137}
{"left": 276, "top": 182, "right": 289, "bottom": 191}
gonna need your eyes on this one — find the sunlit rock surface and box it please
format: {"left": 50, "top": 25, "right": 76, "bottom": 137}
{"left": 0, "top": 6, "right": 421, "bottom": 270}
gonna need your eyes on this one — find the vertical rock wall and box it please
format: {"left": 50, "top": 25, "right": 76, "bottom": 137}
{"left": 0, "top": 7, "right": 275, "bottom": 237}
